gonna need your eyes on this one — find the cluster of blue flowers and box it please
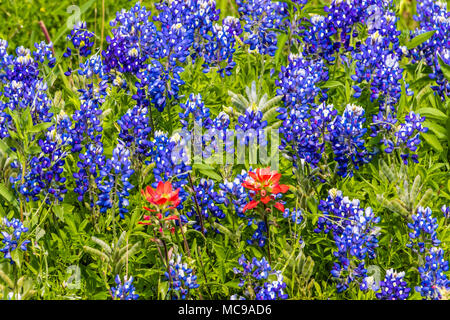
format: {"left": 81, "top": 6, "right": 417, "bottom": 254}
{"left": 0, "top": 217, "right": 30, "bottom": 264}
{"left": 165, "top": 254, "right": 200, "bottom": 300}
{"left": 316, "top": 189, "right": 380, "bottom": 292}
{"left": 410, "top": 0, "right": 450, "bottom": 99}
{"left": 416, "top": 247, "right": 450, "bottom": 300}
{"left": 233, "top": 254, "right": 288, "bottom": 300}
{"left": 102, "top": 0, "right": 240, "bottom": 112}
{"left": 283, "top": 208, "right": 303, "bottom": 225}
{"left": 0, "top": 39, "right": 76, "bottom": 203}
{"left": 351, "top": 3, "right": 406, "bottom": 108}
{"left": 117, "top": 104, "right": 152, "bottom": 161}
{"left": 103, "top": 3, "right": 157, "bottom": 75}
{"left": 179, "top": 93, "right": 232, "bottom": 160}
{"left": 247, "top": 220, "right": 267, "bottom": 247}
{"left": 275, "top": 53, "right": 332, "bottom": 171}
{"left": 375, "top": 269, "right": 411, "bottom": 300}
{"left": 0, "top": 42, "right": 54, "bottom": 132}
{"left": 300, "top": 0, "right": 386, "bottom": 61}
{"left": 279, "top": 102, "right": 336, "bottom": 169}
{"left": 328, "top": 104, "right": 371, "bottom": 178}
{"left": 97, "top": 142, "right": 134, "bottom": 218}
{"left": 64, "top": 21, "right": 95, "bottom": 58}
{"left": 407, "top": 206, "right": 441, "bottom": 252}
{"left": 442, "top": 205, "right": 450, "bottom": 219}
{"left": 407, "top": 206, "right": 450, "bottom": 299}
{"left": 111, "top": 275, "right": 139, "bottom": 300}
{"left": 235, "top": 107, "right": 267, "bottom": 146}
{"left": 148, "top": 131, "right": 191, "bottom": 208}
{"left": 184, "top": 178, "right": 226, "bottom": 233}
{"left": 276, "top": 53, "right": 328, "bottom": 111}
{"left": 236, "top": 0, "right": 288, "bottom": 57}
{"left": 13, "top": 127, "right": 70, "bottom": 203}
{"left": 220, "top": 170, "right": 249, "bottom": 218}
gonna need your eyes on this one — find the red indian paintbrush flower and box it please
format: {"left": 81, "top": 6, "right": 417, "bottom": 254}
{"left": 141, "top": 181, "right": 181, "bottom": 211}
{"left": 242, "top": 167, "right": 289, "bottom": 213}
{"left": 139, "top": 181, "right": 180, "bottom": 233}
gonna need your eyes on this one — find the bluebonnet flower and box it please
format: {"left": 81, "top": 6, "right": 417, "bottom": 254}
{"left": 165, "top": 254, "right": 200, "bottom": 300}
{"left": 186, "top": 0, "right": 236, "bottom": 76}
{"left": 135, "top": 0, "right": 194, "bottom": 112}
{"left": 351, "top": 3, "right": 408, "bottom": 108}
{"left": 12, "top": 124, "right": 70, "bottom": 203}
{"left": 78, "top": 54, "right": 107, "bottom": 79}
{"left": 370, "top": 109, "right": 398, "bottom": 139}
{"left": 148, "top": 131, "right": 191, "bottom": 209}
{"left": 117, "top": 104, "right": 152, "bottom": 161}
{"left": 300, "top": 14, "right": 337, "bottom": 62}
{"left": 276, "top": 53, "right": 328, "bottom": 111}
{"left": 316, "top": 189, "right": 380, "bottom": 292}
{"left": 300, "top": 0, "right": 389, "bottom": 61}
{"left": 283, "top": 208, "right": 303, "bottom": 224}
{"left": 184, "top": 178, "right": 226, "bottom": 233}
{"left": 220, "top": 170, "right": 249, "bottom": 218}
{"left": 0, "top": 41, "right": 70, "bottom": 203}
{"left": 247, "top": 220, "right": 267, "bottom": 247}
{"left": 179, "top": 93, "right": 213, "bottom": 130}
{"left": 0, "top": 42, "right": 55, "bottom": 130}
{"left": 410, "top": 0, "right": 450, "bottom": 99}
{"left": 375, "top": 269, "right": 411, "bottom": 300}
{"left": 381, "top": 112, "right": 428, "bottom": 164}
{"left": 136, "top": 59, "right": 184, "bottom": 112}
{"left": 442, "top": 205, "right": 450, "bottom": 219}
{"left": 235, "top": 106, "right": 267, "bottom": 146}
{"left": 255, "top": 271, "right": 288, "bottom": 300}
{"left": 223, "top": 16, "right": 243, "bottom": 37}
{"left": 96, "top": 142, "right": 134, "bottom": 218}
{"left": 407, "top": 206, "right": 441, "bottom": 253}
{"left": 236, "top": 0, "right": 288, "bottom": 56}
{"left": 0, "top": 218, "right": 30, "bottom": 264}
{"left": 179, "top": 93, "right": 232, "bottom": 160}
{"left": 200, "top": 22, "right": 238, "bottom": 76}
{"left": 33, "top": 41, "right": 56, "bottom": 67}
{"left": 64, "top": 21, "right": 95, "bottom": 58}
{"left": 111, "top": 275, "right": 139, "bottom": 300}
{"left": 233, "top": 254, "right": 288, "bottom": 300}
{"left": 74, "top": 143, "right": 108, "bottom": 206}
{"left": 102, "top": 3, "right": 159, "bottom": 75}
{"left": 149, "top": 131, "right": 190, "bottom": 187}
{"left": 279, "top": 102, "right": 336, "bottom": 168}
{"left": 328, "top": 104, "right": 370, "bottom": 177}
{"left": 416, "top": 247, "right": 450, "bottom": 300}
{"left": 68, "top": 80, "right": 110, "bottom": 209}
{"left": 233, "top": 254, "right": 272, "bottom": 285}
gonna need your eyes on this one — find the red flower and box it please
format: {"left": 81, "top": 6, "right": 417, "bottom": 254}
{"left": 242, "top": 167, "right": 289, "bottom": 213}
{"left": 139, "top": 181, "right": 180, "bottom": 233}
{"left": 141, "top": 181, "right": 180, "bottom": 211}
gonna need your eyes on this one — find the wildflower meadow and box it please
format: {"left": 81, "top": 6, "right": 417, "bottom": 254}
{"left": 0, "top": 0, "right": 449, "bottom": 301}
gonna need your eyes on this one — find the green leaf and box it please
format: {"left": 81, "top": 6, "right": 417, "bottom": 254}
{"left": 405, "top": 30, "right": 436, "bottom": 49}
{"left": 193, "top": 164, "right": 222, "bottom": 181}
{"left": 10, "top": 248, "right": 22, "bottom": 268}
{"left": 53, "top": 205, "right": 66, "bottom": 222}
{"left": 28, "top": 122, "right": 53, "bottom": 134}
{"left": 417, "top": 107, "right": 448, "bottom": 122}
{"left": 275, "top": 33, "right": 288, "bottom": 64}
{"left": 423, "top": 121, "right": 447, "bottom": 140}
{"left": 422, "top": 132, "right": 444, "bottom": 153}
{"left": 0, "top": 183, "right": 17, "bottom": 207}
{"left": 437, "top": 53, "right": 450, "bottom": 81}
{"left": 0, "top": 140, "right": 17, "bottom": 160}
{"left": 321, "top": 80, "right": 344, "bottom": 89}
